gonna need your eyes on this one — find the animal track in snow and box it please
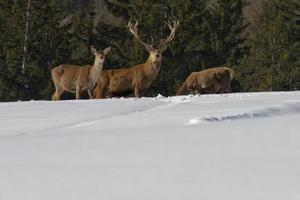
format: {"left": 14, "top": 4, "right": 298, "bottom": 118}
{"left": 184, "top": 102, "right": 300, "bottom": 125}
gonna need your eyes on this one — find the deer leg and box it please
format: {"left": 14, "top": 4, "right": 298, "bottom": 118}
{"left": 57, "top": 89, "right": 64, "bottom": 100}
{"left": 95, "top": 84, "right": 105, "bottom": 99}
{"left": 87, "top": 89, "right": 93, "bottom": 99}
{"left": 52, "top": 91, "right": 58, "bottom": 101}
{"left": 134, "top": 86, "right": 141, "bottom": 98}
{"left": 52, "top": 86, "right": 63, "bottom": 101}
{"left": 52, "top": 92, "right": 58, "bottom": 101}
{"left": 92, "top": 87, "right": 99, "bottom": 99}
{"left": 76, "top": 85, "right": 81, "bottom": 100}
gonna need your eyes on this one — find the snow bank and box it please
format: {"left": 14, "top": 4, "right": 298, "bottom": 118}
{"left": 0, "top": 92, "right": 300, "bottom": 200}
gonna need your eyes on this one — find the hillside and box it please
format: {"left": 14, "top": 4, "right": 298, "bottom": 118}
{"left": 0, "top": 91, "right": 300, "bottom": 200}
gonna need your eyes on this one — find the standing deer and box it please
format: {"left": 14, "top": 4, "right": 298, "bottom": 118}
{"left": 93, "top": 20, "right": 179, "bottom": 98}
{"left": 176, "top": 67, "right": 235, "bottom": 96}
{"left": 51, "top": 46, "right": 111, "bottom": 100}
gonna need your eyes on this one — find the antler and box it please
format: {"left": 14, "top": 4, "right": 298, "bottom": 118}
{"left": 128, "top": 21, "right": 154, "bottom": 52}
{"left": 158, "top": 20, "right": 179, "bottom": 51}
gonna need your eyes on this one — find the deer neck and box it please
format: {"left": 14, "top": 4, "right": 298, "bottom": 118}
{"left": 143, "top": 56, "right": 161, "bottom": 80}
{"left": 90, "top": 58, "right": 103, "bottom": 84}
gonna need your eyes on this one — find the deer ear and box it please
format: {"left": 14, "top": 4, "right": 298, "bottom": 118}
{"left": 90, "top": 46, "right": 97, "bottom": 54}
{"left": 103, "top": 46, "right": 111, "bottom": 54}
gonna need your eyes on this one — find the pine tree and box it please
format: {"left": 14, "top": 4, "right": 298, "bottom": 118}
{"left": 239, "top": 0, "right": 300, "bottom": 91}
{"left": 165, "top": 0, "right": 211, "bottom": 94}
{"left": 207, "top": 0, "right": 249, "bottom": 66}
{"left": 0, "top": 0, "right": 29, "bottom": 101}
{"left": 279, "top": 0, "right": 300, "bottom": 89}
{"left": 0, "top": 0, "right": 97, "bottom": 101}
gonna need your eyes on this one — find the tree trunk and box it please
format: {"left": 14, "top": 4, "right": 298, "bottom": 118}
{"left": 22, "top": 0, "right": 31, "bottom": 72}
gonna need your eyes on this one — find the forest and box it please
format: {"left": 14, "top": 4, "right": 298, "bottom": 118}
{"left": 0, "top": 0, "right": 299, "bottom": 101}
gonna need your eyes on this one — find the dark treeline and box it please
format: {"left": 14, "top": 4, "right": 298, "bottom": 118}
{"left": 0, "top": 0, "right": 299, "bottom": 101}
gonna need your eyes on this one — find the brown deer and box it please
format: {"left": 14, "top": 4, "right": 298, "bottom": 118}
{"left": 51, "top": 46, "right": 111, "bottom": 100}
{"left": 176, "top": 67, "right": 234, "bottom": 96}
{"left": 93, "top": 20, "right": 179, "bottom": 98}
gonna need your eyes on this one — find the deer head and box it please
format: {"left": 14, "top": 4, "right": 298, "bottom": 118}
{"left": 90, "top": 46, "right": 111, "bottom": 66}
{"left": 128, "top": 20, "right": 179, "bottom": 64}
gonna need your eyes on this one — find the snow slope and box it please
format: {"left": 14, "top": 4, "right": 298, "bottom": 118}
{"left": 0, "top": 92, "right": 300, "bottom": 200}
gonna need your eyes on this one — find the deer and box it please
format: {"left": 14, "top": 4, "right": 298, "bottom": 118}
{"left": 51, "top": 46, "right": 111, "bottom": 100}
{"left": 93, "top": 20, "right": 179, "bottom": 99}
{"left": 176, "top": 67, "right": 235, "bottom": 96}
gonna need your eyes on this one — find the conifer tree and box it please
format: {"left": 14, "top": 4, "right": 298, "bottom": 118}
{"left": 0, "top": 0, "right": 29, "bottom": 100}
{"left": 207, "top": 0, "right": 249, "bottom": 66}
{"left": 0, "top": 0, "right": 97, "bottom": 101}
{"left": 239, "top": 0, "right": 300, "bottom": 91}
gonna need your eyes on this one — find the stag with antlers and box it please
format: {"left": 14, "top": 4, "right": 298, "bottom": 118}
{"left": 93, "top": 20, "right": 179, "bottom": 98}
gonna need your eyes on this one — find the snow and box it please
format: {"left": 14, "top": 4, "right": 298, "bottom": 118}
{"left": 0, "top": 91, "right": 300, "bottom": 200}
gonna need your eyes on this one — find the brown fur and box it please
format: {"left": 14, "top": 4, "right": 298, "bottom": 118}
{"left": 93, "top": 21, "right": 179, "bottom": 99}
{"left": 93, "top": 58, "right": 161, "bottom": 98}
{"left": 176, "top": 67, "right": 234, "bottom": 96}
{"left": 51, "top": 46, "right": 111, "bottom": 100}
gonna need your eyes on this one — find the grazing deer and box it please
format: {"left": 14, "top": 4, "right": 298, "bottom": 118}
{"left": 176, "top": 67, "right": 234, "bottom": 96}
{"left": 51, "top": 46, "right": 111, "bottom": 100}
{"left": 93, "top": 20, "right": 179, "bottom": 98}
